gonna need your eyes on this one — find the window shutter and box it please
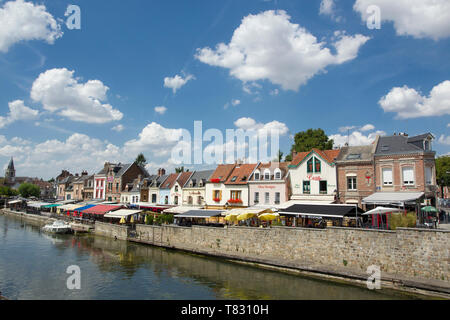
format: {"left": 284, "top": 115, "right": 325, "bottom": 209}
{"left": 219, "top": 190, "right": 222, "bottom": 200}
{"left": 402, "top": 167, "right": 414, "bottom": 184}
{"left": 383, "top": 168, "right": 393, "bottom": 184}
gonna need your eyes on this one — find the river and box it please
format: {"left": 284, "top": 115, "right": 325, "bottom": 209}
{"left": 0, "top": 214, "right": 421, "bottom": 300}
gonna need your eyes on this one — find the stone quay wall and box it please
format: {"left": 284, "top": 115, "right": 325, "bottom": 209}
{"left": 94, "top": 221, "right": 129, "bottom": 240}
{"left": 134, "top": 224, "right": 449, "bottom": 283}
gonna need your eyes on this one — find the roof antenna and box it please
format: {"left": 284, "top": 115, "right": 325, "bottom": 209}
{"left": 347, "top": 129, "right": 350, "bottom": 146}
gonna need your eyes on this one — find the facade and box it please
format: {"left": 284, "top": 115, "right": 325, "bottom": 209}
{"left": 289, "top": 149, "right": 341, "bottom": 203}
{"left": 72, "top": 171, "right": 90, "bottom": 201}
{"left": 170, "top": 171, "right": 193, "bottom": 206}
{"left": 104, "top": 162, "right": 148, "bottom": 202}
{"left": 158, "top": 173, "right": 179, "bottom": 205}
{"left": 182, "top": 169, "right": 214, "bottom": 206}
{"left": 120, "top": 176, "right": 143, "bottom": 205}
{"left": 83, "top": 174, "right": 94, "bottom": 201}
{"left": 57, "top": 175, "right": 76, "bottom": 200}
{"left": 143, "top": 174, "right": 168, "bottom": 204}
{"left": 373, "top": 133, "right": 437, "bottom": 205}
{"left": 248, "top": 162, "right": 290, "bottom": 207}
{"left": 336, "top": 143, "right": 377, "bottom": 207}
{"left": 205, "top": 164, "right": 236, "bottom": 208}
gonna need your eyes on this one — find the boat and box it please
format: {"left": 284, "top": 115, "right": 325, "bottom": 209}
{"left": 42, "top": 220, "right": 72, "bottom": 234}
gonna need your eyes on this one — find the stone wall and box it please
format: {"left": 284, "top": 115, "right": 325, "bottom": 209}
{"left": 95, "top": 221, "right": 129, "bottom": 240}
{"left": 134, "top": 224, "right": 449, "bottom": 283}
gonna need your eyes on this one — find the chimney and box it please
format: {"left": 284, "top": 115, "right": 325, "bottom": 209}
{"left": 82, "top": 170, "right": 88, "bottom": 176}
{"left": 158, "top": 168, "right": 166, "bottom": 176}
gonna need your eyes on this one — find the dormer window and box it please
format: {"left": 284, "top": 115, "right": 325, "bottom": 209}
{"left": 231, "top": 176, "right": 238, "bottom": 182}
{"left": 424, "top": 139, "right": 431, "bottom": 151}
{"left": 254, "top": 170, "right": 260, "bottom": 180}
{"left": 274, "top": 168, "right": 281, "bottom": 179}
{"left": 264, "top": 169, "right": 270, "bottom": 180}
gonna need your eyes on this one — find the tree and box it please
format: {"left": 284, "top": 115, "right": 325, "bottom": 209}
{"left": 18, "top": 183, "right": 41, "bottom": 198}
{"left": 0, "top": 185, "right": 18, "bottom": 197}
{"left": 290, "top": 128, "right": 334, "bottom": 154}
{"left": 285, "top": 154, "right": 293, "bottom": 162}
{"left": 175, "top": 166, "right": 185, "bottom": 173}
{"left": 135, "top": 153, "right": 147, "bottom": 167}
{"left": 436, "top": 156, "right": 450, "bottom": 196}
{"left": 275, "top": 150, "right": 283, "bottom": 162}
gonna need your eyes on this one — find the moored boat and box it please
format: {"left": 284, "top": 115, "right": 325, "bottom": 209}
{"left": 42, "top": 220, "right": 72, "bottom": 234}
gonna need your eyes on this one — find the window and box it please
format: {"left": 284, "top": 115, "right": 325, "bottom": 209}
{"left": 115, "top": 183, "right": 119, "bottom": 191}
{"left": 174, "top": 196, "right": 179, "bottom": 205}
{"left": 425, "top": 167, "right": 433, "bottom": 185}
{"left": 151, "top": 194, "right": 157, "bottom": 203}
{"left": 382, "top": 168, "right": 393, "bottom": 185}
{"left": 164, "top": 196, "right": 168, "bottom": 204}
{"left": 319, "top": 180, "right": 327, "bottom": 194}
{"left": 175, "top": 185, "right": 179, "bottom": 192}
{"left": 254, "top": 171, "right": 260, "bottom": 180}
{"left": 214, "top": 190, "right": 221, "bottom": 200}
{"left": 197, "top": 196, "right": 202, "bottom": 205}
{"left": 188, "top": 196, "right": 193, "bottom": 204}
{"left": 254, "top": 192, "right": 259, "bottom": 204}
{"left": 264, "top": 169, "right": 270, "bottom": 180}
{"left": 274, "top": 169, "right": 281, "bottom": 179}
{"left": 231, "top": 176, "right": 238, "bottom": 182}
{"left": 346, "top": 154, "right": 361, "bottom": 160}
{"left": 402, "top": 167, "right": 415, "bottom": 185}
{"left": 303, "top": 181, "right": 310, "bottom": 194}
{"left": 230, "top": 190, "right": 242, "bottom": 200}
{"left": 275, "top": 192, "right": 280, "bottom": 204}
{"left": 347, "top": 177, "right": 357, "bottom": 190}
{"left": 307, "top": 158, "right": 313, "bottom": 173}
{"left": 315, "top": 158, "right": 321, "bottom": 173}
{"left": 265, "top": 192, "right": 270, "bottom": 204}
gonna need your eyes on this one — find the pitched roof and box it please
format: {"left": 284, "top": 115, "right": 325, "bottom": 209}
{"left": 336, "top": 145, "right": 374, "bottom": 163}
{"left": 250, "top": 162, "right": 289, "bottom": 181}
{"left": 375, "top": 134, "right": 434, "bottom": 155}
{"left": 160, "top": 173, "right": 179, "bottom": 189}
{"left": 225, "top": 163, "right": 258, "bottom": 185}
{"left": 290, "top": 149, "right": 340, "bottom": 167}
{"left": 7, "top": 157, "right": 14, "bottom": 170}
{"left": 176, "top": 171, "right": 193, "bottom": 187}
{"left": 209, "top": 164, "right": 235, "bottom": 182}
{"left": 184, "top": 170, "right": 215, "bottom": 187}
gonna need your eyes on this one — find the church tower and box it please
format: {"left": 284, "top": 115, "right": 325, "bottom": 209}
{"left": 5, "top": 157, "right": 15, "bottom": 184}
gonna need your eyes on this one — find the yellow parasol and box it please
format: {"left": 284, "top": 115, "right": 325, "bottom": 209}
{"left": 130, "top": 215, "right": 134, "bottom": 223}
{"left": 237, "top": 212, "right": 257, "bottom": 221}
{"left": 119, "top": 217, "right": 126, "bottom": 224}
{"left": 144, "top": 215, "right": 149, "bottom": 224}
{"left": 224, "top": 213, "right": 238, "bottom": 222}
{"left": 258, "top": 212, "right": 280, "bottom": 221}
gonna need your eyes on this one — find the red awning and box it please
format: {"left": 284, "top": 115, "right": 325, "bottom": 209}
{"left": 82, "top": 205, "right": 122, "bottom": 215}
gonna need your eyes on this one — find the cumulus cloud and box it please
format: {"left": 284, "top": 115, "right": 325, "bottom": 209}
{"left": 224, "top": 99, "right": 241, "bottom": 109}
{"left": 0, "top": 100, "right": 39, "bottom": 128}
{"left": 195, "top": 10, "right": 369, "bottom": 91}
{"left": 353, "top": 0, "right": 450, "bottom": 40}
{"left": 154, "top": 106, "right": 167, "bottom": 114}
{"left": 379, "top": 80, "right": 450, "bottom": 119}
{"left": 330, "top": 125, "right": 385, "bottom": 147}
{"left": 0, "top": 0, "right": 63, "bottom": 52}
{"left": 30, "top": 68, "right": 123, "bottom": 123}
{"left": 234, "top": 117, "right": 289, "bottom": 136}
{"left": 438, "top": 135, "right": 450, "bottom": 145}
{"left": 111, "top": 124, "right": 124, "bottom": 132}
{"left": 123, "top": 122, "right": 184, "bottom": 156}
{"left": 319, "top": 0, "right": 343, "bottom": 22}
{"left": 163, "top": 74, "right": 195, "bottom": 93}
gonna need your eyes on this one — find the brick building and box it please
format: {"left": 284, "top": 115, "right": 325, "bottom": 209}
{"left": 104, "top": 162, "right": 149, "bottom": 202}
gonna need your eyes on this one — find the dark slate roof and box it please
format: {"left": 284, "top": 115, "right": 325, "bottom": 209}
{"left": 407, "top": 133, "right": 434, "bottom": 143}
{"left": 375, "top": 134, "right": 434, "bottom": 155}
{"left": 336, "top": 145, "right": 374, "bottom": 163}
{"left": 116, "top": 163, "right": 132, "bottom": 177}
{"left": 184, "top": 170, "right": 215, "bottom": 188}
{"left": 7, "top": 157, "right": 14, "bottom": 170}
{"left": 175, "top": 210, "right": 224, "bottom": 218}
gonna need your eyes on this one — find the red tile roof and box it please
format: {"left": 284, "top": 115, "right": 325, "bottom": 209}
{"left": 209, "top": 164, "right": 236, "bottom": 182}
{"left": 225, "top": 163, "right": 258, "bottom": 185}
{"left": 290, "top": 149, "right": 340, "bottom": 167}
{"left": 176, "top": 171, "right": 193, "bottom": 187}
{"left": 160, "top": 173, "right": 179, "bottom": 189}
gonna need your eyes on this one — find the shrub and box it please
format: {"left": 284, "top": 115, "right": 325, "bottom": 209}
{"left": 389, "top": 212, "right": 417, "bottom": 230}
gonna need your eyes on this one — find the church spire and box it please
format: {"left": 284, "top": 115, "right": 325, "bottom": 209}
{"left": 7, "top": 157, "right": 14, "bottom": 170}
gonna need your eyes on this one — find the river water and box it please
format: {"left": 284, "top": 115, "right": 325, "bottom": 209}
{"left": 0, "top": 214, "right": 420, "bottom": 300}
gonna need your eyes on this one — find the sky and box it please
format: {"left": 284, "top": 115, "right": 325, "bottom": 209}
{"left": 0, "top": 0, "right": 449, "bottom": 179}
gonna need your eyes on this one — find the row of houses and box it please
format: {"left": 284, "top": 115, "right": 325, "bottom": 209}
{"left": 55, "top": 132, "right": 438, "bottom": 209}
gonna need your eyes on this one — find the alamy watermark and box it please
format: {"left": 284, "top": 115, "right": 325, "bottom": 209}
{"left": 64, "top": 5, "right": 81, "bottom": 30}
{"left": 66, "top": 265, "right": 81, "bottom": 290}
{"left": 366, "top": 5, "right": 381, "bottom": 30}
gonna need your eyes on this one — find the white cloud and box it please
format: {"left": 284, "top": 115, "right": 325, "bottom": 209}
{"left": 379, "top": 80, "right": 450, "bottom": 119}
{"left": 360, "top": 124, "right": 375, "bottom": 132}
{"left": 270, "top": 88, "right": 279, "bottom": 96}
{"left": 154, "top": 106, "right": 167, "bottom": 114}
{"left": 224, "top": 99, "right": 241, "bottom": 109}
{"left": 195, "top": 10, "right": 369, "bottom": 91}
{"left": 163, "top": 74, "right": 195, "bottom": 93}
{"left": 438, "top": 135, "right": 450, "bottom": 145}
{"left": 30, "top": 68, "right": 123, "bottom": 124}
{"left": 123, "top": 122, "right": 184, "bottom": 156}
{"left": 112, "top": 124, "right": 124, "bottom": 132}
{"left": 353, "top": 0, "right": 450, "bottom": 40}
{"left": 0, "top": 100, "right": 39, "bottom": 128}
{"left": 330, "top": 130, "right": 386, "bottom": 147}
{"left": 0, "top": 0, "right": 63, "bottom": 52}
{"left": 319, "top": 0, "right": 343, "bottom": 22}
{"left": 234, "top": 117, "right": 289, "bottom": 136}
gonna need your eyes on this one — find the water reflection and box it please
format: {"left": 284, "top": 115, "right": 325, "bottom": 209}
{"left": 0, "top": 215, "right": 418, "bottom": 300}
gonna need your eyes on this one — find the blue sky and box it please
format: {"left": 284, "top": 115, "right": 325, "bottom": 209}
{"left": 0, "top": 0, "right": 449, "bottom": 179}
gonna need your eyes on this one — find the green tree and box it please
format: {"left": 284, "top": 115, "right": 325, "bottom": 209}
{"left": 135, "top": 153, "right": 147, "bottom": 167}
{"left": 290, "top": 128, "right": 334, "bottom": 154}
{"left": 285, "top": 154, "right": 293, "bottom": 162}
{"left": 275, "top": 150, "right": 283, "bottom": 162}
{"left": 0, "top": 185, "right": 18, "bottom": 197}
{"left": 436, "top": 156, "right": 450, "bottom": 196}
{"left": 175, "top": 166, "right": 185, "bottom": 173}
{"left": 18, "top": 183, "right": 41, "bottom": 198}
